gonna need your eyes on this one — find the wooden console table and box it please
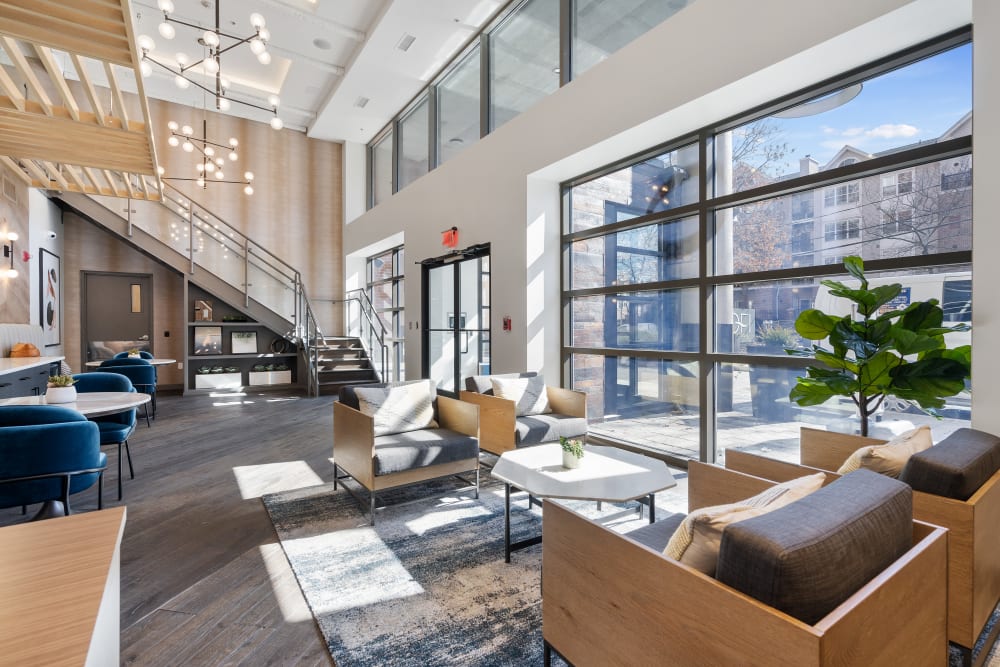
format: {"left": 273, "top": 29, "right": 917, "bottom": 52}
{"left": 0, "top": 507, "right": 127, "bottom": 666}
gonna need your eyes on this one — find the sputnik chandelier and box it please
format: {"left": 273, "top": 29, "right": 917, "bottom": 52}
{"left": 159, "top": 119, "right": 255, "bottom": 195}
{"left": 137, "top": 0, "right": 283, "bottom": 130}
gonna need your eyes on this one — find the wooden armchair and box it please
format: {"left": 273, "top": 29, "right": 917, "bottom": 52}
{"left": 459, "top": 372, "right": 586, "bottom": 456}
{"left": 542, "top": 461, "right": 948, "bottom": 666}
{"left": 725, "top": 427, "right": 1000, "bottom": 665}
{"left": 333, "top": 384, "right": 480, "bottom": 525}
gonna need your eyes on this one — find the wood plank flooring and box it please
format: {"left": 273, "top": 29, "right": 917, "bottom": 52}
{"left": 0, "top": 390, "right": 337, "bottom": 666}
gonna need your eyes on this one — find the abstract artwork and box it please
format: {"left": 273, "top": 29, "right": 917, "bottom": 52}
{"left": 231, "top": 330, "right": 258, "bottom": 354}
{"left": 39, "top": 249, "right": 60, "bottom": 346}
{"left": 193, "top": 326, "right": 222, "bottom": 355}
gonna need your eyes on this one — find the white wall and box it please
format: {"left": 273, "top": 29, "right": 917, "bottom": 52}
{"left": 971, "top": 0, "right": 999, "bottom": 433}
{"left": 345, "top": 0, "right": 977, "bottom": 389}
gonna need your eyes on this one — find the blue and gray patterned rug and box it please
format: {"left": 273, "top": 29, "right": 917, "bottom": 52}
{"left": 262, "top": 476, "right": 654, "bottom": 666}
{"left": 263, "top": 474, "right": 1000, "bottom": 667}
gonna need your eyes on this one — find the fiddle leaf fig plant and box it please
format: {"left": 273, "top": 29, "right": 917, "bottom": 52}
{"left": 788, "top": 256, "right": 971, "bottom": 436}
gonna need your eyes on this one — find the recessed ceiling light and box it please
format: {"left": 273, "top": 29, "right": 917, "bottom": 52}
{"left": 313, "top": 38, "right": 331, "bottom": 50}
{"left": 552, "top": 67, "right": 561, "bottom": 74}
{"left": 396, "top": 33, "right": 416, "bottom": 52}
{"left": 448, "top": 137, "right": 464, "bottom": 145}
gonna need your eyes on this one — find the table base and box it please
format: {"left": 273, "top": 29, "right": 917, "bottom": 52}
{"left": 502, "top": 483, "right": 656, "bottom": 563}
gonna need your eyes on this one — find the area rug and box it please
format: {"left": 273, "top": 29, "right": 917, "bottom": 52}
{"left": 262, "top": 476, "right": 657, "bottom": 666}
{"left": 264, "top": 476, "right": 1000, "bottom": 667}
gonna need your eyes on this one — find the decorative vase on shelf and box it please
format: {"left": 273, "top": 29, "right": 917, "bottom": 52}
{"left": 46, "top": 386, "right": 77, "bottom": 404}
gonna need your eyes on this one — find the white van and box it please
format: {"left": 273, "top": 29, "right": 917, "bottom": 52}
{"left": 811, "top": 271, "right": 971, "bottom": 348}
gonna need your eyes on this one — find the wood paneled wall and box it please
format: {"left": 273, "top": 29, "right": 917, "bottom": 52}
{"left": 62, "top": 211, "right": 185, "bottom": 384}
{"left": 0, "top": 162, "right": 29, "bottom": 323}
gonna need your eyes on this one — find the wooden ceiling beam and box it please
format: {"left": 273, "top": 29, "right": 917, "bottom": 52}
{"left": 101, "top": 169, "right": 121, "bottom": 197}
{"left": 103, "top": 61, "right": 129, "bottom": 128}
{"left": 0, "top": 66, "right": 25, "bottom": 112}
{"left": 63, "top": 163, "right": 88, "bottom": 192}
{"left": 0, "top": 37, "right": 54, "bottom": 116}
{"left": 69, "top": 53, "right": 107, "bottom": 125}
{"left": 34, "top": 46, "right": 81, "bottom": 122}
{"left": 0, "top": 157, "right": 32, "bottom": 186}
{"left": 41, "top": 161, "right": 70, "bottom": 191}
{"left": 0, "top": 1, "right": 132, "bottom": 67}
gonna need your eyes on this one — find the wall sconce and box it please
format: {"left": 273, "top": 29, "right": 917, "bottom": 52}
{"left": 3, "top": 232, "right": 17, "bottom": 279}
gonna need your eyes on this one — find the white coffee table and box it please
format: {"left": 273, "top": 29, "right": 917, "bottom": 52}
{"left": 491, "top": 443, "right": 676, "bottom": 562}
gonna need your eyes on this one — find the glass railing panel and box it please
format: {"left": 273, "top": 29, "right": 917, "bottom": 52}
{"left": 247, "top": 257, "right": 296, "bottom": 327}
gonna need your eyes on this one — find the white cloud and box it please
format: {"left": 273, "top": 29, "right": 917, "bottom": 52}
{"left": 842, "top": 127, "right": 866, "bottom": 137}
{"left": 865, "top": 123, "right": 919, "bottom": 139}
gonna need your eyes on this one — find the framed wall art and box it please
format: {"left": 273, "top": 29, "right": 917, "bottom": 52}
{"left": 193, "top": 326, "right": 222, "bottom": 355}
{"left": 39, "top": 248, "right": 60, "bottom": 346}
{"left": 231, "top": 330, "right": 258, "bottom": 354}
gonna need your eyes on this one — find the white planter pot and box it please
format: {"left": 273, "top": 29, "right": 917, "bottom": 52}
{"left": 194, "top": 372, "right": 243, "bottom": 389}
{"left": 562, "top": 449, "right": 583, "bottom": 469}
{"left": 46, "top": 386, "right": 77, "bottom": 404}
{"left": 249, "top": 370, "right": 292, "bottom": 386}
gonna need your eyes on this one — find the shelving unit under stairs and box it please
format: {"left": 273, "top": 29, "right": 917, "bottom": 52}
{"left": 315, "top": 336, "right": 379, "bottom": 395}
{"left": 186, "top": 285, "right": 299, "bottom": 392}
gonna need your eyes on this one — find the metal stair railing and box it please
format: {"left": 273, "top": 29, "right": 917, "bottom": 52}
{"left": 324, "top": 289, "right": 390, "bottom": 383}
{"left": 85, "top": 180, "right": 329, "bottom": 394}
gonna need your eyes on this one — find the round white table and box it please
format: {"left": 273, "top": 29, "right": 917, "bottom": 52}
{"left": 84, "top": 358, "right": 176, "bottom": 368}
{"left": 0, "top": 391, "right": 151, "bottom": 417}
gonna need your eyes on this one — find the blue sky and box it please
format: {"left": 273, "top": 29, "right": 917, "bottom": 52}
{"left": 762, "top": 43, "right": 971, "bottom": 173}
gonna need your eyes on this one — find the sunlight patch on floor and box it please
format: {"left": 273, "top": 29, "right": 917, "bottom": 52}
{"left": 404, "top": 502, "right": 492, "bottom": 536}
{"left": 233, "top": 460, "right": 325, "bottom": 499}
{"left": 284, "top": 528, "right": 425, "bottom": 614}
{"left": 259, "top": 543, "right": 313, "bottom": 623}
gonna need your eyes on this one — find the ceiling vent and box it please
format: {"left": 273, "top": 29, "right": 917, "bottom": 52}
{"left": 354, "top": 96, "right": 370, "bottom": 109}
{"left": 395, "top": 33, "right": 416, "bottom": 52}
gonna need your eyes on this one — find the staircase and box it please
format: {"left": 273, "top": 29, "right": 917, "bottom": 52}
{"left": 314, "top": 336, "right": 379, "bottom": 394}
{"left": 53, "top": 183, "right": 386, "bottom": 396}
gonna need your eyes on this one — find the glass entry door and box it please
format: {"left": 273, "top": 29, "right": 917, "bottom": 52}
{"left": 422, "top": 248, "right": 490, "bottom": 395}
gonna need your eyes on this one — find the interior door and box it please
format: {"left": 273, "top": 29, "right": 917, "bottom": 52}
{"left": 422, "top": 248, "right": 490, "bottom": 396}
{"left": 82, "top": 272, "right": 153, "bottom": 365}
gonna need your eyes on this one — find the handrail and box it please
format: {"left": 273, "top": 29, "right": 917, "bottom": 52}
{"left": 325, "top": 289, "right": 390, "bottom": 382}
{"left": 83, "top": 180, "right": 329, "bottom": 396}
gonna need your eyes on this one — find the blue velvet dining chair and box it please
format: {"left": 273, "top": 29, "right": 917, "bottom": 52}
{"left": 113, "top": 351, "right": 153, "bottom": 360}
{"left": 100, "top": 363, "right": 157, "bottom": 427}
{"left": 72, "top": 372, "right": 138, "bottom": 501}
{"left": 100, "top": 357, "right": 157, "bottom": 419}
{"left": 0, "top": 405, "right": 106, "bottom": 520}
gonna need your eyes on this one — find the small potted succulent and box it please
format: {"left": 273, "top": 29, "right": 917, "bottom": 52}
{"left": 46, "top": 374, "right": 78, "bottom": 404}
{"left": 127, "top": 347, "right": 141, "bottom": 358}
{"left": 559, "top": 436, "right": 585, "bottom": 469}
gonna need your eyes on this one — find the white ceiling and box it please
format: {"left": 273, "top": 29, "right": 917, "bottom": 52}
{"left": 129, "top": 0, "right": 503, "bottom": 143}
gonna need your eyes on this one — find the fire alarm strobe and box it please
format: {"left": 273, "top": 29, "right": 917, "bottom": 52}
{"left": 442, "top": 226, "right": 458, "bottom": 248}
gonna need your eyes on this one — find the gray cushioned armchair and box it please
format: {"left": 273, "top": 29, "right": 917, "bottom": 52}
{"left": 459, "top": 372, "right": 586, "bottom": 456}
{"left": 725, "top": 426, "right": 1000, "bottom": 664}
{"left": 333, "top": 382, "right": 480, "bottom": 525}
{"left": 543, "top": 463, "right": 948, "bottom": 667}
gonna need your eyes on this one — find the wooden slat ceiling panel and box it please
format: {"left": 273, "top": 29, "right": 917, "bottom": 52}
{"left": 0, "top": 0, "right": 132, "bottom": 66}
{"left": 0, "top": 0, "right": 160, "bottom": 199}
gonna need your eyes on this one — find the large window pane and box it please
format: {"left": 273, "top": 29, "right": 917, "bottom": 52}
{"left": 717, "top": 361, "right": 970, "bottom": 465}
{"left": 570, "top": 289, "right": 699, "bottom": 351}
{"left": 572, "top": 0, "right": 692, "bottom": 78}
{"left": 568, "top": 144, "right": 699, "bottom": 233}
{"left": 438, "top": 46, "right": 481, "bottom": 165}
{"left": 572, "top": 353, "right": 700, "bottom": 460}
{"left": 715, "top": 155, "right": 973, "bottom": 277}
{"left": 398, "top": 96, "right": 429, "bottom": 189}
{"left": 490, "top": 0, "right": 559, "bottom": 131}
{"left": 717, "top": 43, "right": 971, "bottom": 195}
{"left": 371, "top": 130, "right": 393, "bottom": 206}
{"left": 569, "top": 216, "right": 699, "bottom": 291}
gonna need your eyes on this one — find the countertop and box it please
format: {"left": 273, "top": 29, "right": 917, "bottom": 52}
{"left": 0, "top": 356, "right": 64, "bottom": 374}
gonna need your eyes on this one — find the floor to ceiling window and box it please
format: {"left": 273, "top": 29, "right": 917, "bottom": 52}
{"left": 367, "top": 245, "right": 405, "bottom": 381}
{"left": 563, "top": 32, "right": 973, "bottom": 464}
